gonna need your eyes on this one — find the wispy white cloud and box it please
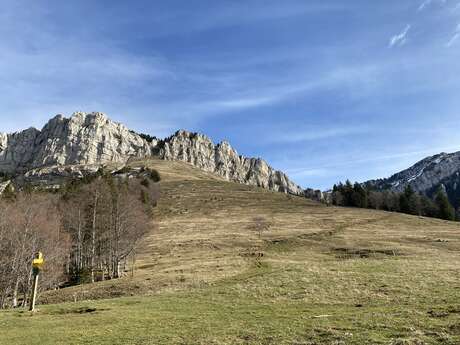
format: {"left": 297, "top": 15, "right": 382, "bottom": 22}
{"left": 418, "top": 0, "right": 447, "bottom": 12}
{"left": 267, "top": 126, "right": 370, "bottom": 144}
{"left": 447, "top": 33, "right": 460, "bottom": 46}
{"left": 419, "top": 0, "right": 434, "bottom": 11}
{"left": 389, "top": 25, "right": 411, "bottom": 47}
{"left": 190, "top": 64, "right": 383, "bottom": 116}
{"left": 447, "top": 23, "right": 460, "bottom": 47}
{"left": 204, "top": 97, "right": 275, "bottom": 110}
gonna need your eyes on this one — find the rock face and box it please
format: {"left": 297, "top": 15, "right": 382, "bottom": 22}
{"left": 366, "top": 151, "right": 460, "bottom": 207}
{"left": 158, "top": 130, "right": 303, "bottom": 195}
{"left": 0, "top": 112, "right": 156, "bottom": 173}
{"left": 13, "top": 164, "right": 157, "bottom": 191}
{"left": 0, "top": 112, "right": 304, "bottom": 196}
{"left": 15, "top": 164, "right": 103, "bottom": 190}
{"left": 305, "top": 188, "right": 326, "bottom": 203}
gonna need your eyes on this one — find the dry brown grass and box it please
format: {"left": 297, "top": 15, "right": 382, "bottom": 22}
{"left": 43, "top": 158, "right": 460, "bottom": 303}
{"left": 22, "top": 158, "right": 460, "bottom": 344}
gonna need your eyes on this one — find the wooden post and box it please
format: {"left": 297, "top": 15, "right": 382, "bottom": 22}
{"left": 29, "top": 267, "right": 39, "bottom": 312}
{"left": 29, "top": 252, "right": 44, "bottom": 312}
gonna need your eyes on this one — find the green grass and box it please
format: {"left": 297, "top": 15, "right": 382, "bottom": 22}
{"left": 2, "top": 261, "right": 460, "bottom": 345}
{"left": 2, "top": 158, "right": 460, "bottom": 344}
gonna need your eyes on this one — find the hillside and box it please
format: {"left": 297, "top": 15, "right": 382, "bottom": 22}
{"left": 2, "top": 158, "right": 460, "bottom": 344}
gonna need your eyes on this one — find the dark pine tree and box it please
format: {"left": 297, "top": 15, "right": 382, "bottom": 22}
{"left": 343, "top": 180, "right": 354, "bottom": 206}
{"left": 352, "top": 183, "right": 367, "bottom": 208}
{"left": 399, "top": 185, "right": 421, "bottom": 216}
{"left": 420, "top": 195, "right": 438, "bottom": 218}
{"left": 435, "top": 187, "right": 455, "bottom": 221}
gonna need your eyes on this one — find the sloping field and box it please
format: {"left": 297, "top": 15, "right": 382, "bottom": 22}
{"left": 1, "top": 158, "right": 460, "bottom": 344}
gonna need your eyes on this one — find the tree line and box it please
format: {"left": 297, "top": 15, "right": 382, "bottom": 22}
{"left": 331, "top": 181, "right": 456, "bottom": 221}
{"left": 0, "top": 168, "right": 160, "bottom": 309}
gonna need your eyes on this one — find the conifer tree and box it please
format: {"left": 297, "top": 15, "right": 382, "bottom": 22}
{"left": 399, "top": 185, "right": 421, "bottom": 215}
{"left": 435, "top": 187, "right": 455, "bottom": 221}
{"left": 352, "top": 183, "right": 367, "bottom": 208}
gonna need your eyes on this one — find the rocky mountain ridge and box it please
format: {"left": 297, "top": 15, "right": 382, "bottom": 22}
{"left": 157, "top": 130, "right": 303, "bottom": 195}
{"left": 0, "top": 112, "right": 304, "bottom": 196}
{"left": 366, "top": 151, "right": 460, "bottom": 207}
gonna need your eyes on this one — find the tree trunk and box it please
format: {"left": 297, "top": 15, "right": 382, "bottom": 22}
{"left": 91, "top": 190, "right": 99, "bottom": 283}
{"left": 116, "top": 260, "right": 121, "bottom": 278}
{"left": 131, "top": 253, "right": 136, "bottom": 278}
{"left": 0, "top": 293, "right": 6, "bottom": 309}
{"left": 22, "top": 290, "right": 28, "bottom": 308}
{"left": 77, "top": 208, "right": 82, "bottom": 272}
{"left": 23, "top": 267, "right": 33, "bottom": 308}
{"left": 100, "top": 262, "right": 105, "bottom": 281}
{"left": 12, "top": 279, "right": 19, "bottom": 308}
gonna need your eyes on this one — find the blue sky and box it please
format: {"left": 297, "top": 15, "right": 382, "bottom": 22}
{"left": 1, "top": 0, "right": 460, "bottom": 190}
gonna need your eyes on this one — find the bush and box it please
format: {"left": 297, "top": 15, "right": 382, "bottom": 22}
{"left": 141, "top": 168, "right": 161, "bottom": 182}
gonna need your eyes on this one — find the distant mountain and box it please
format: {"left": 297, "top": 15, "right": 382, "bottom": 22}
{"left": 0, "top": 112, "right": 303, "bottom": 195}
{"left": 366, "top": 152, "right": 460, "bottom": 208}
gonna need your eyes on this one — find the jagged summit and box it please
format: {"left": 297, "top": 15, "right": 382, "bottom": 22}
{"left": 0, "top": 112, "right": 154, "bottom": 173}
{"left": 0, "top": 112, "right": 304, "bottom": 195}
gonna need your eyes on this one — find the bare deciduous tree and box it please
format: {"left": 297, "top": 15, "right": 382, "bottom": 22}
{"left": 0, "top": 194, "right": 69, "bottom": 309}
{"left": 248, "top": 216, "right": 271, "bottom": 239}
{"left": 60, "top": 172, "right": 159, "bottom": 283}
{"left": 0, "top": 168, "right": 160, "bottom": 309}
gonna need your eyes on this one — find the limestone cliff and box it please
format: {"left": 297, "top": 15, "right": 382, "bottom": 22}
{"left": 0, "top": 112, "right": 304, "bottom": 195}
{"left": 0, "top": 112, "right": 155, "bottom": 173}
{"left": 158, "top": 130, "right": 303, "bottom": 195}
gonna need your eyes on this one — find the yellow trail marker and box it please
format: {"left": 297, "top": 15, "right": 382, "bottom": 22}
{"left": 30, "top": 252, "right": 44, "bottom": 312}
{"left": 32, "top": 252, "right": 44, "bottom": 269}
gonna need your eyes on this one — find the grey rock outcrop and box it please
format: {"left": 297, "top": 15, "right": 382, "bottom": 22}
{"left": 14, "top": 164, "right": 103, "bottom": 190}
{"left": 158, "top": 130, "right": 304, "bottom": 195}
{"left": 0, "top": 113, "right": 304, "bottom": 196}
{"left": 305, "top": 188, "right": 326, "bottom": 203}
{"left": 0, "top": 127, "right": 41, "bottom": 173}
{"left": 0, "top": 112, "right": 156, "bottom": 173}
{"left": 12, "top": 164, "right": 157, "bottom": 191}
